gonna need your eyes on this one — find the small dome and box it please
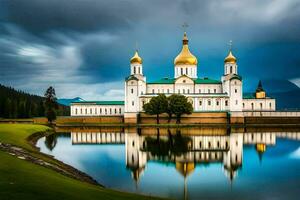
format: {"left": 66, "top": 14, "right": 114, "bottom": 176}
{"left": 174, "top": 32, "right": 198, "bottom": 65}
{"left": 224, "top": 50, "right": 236, "bottom": 64}
{"left": 130, "top": 51, "right": 142, "bottom": 64}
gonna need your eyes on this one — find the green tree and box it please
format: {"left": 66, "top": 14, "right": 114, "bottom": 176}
{"left": 143, "top": 94, "right": 168, "bottom": 124}
{"left": 168, "top": 94, "right": 193, "bottom": 124}
{"left": 44, "top": 86, "right": 58, "bottom": 123}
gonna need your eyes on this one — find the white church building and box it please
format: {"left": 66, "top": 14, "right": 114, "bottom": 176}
{"left": 70, "top": 32, "right": 276, "bottom": 118}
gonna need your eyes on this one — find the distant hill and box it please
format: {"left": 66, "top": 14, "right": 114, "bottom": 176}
{"left": 57, "top": 97, "right": 84, "bottom": 106}
{"left": 0, "top": 84, "right": 69, "bottom": 118}
{"left": 262, "top": 79, "right": 299, "bottom": 93}
{"left": 269, "top": 89, "right": 300, "bottom": 110}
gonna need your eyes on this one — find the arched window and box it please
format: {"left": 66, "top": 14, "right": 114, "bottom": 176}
{"left": 167, "top": 89, "right": 170, "bottom": 93}
{"left": 199, "top": 101, "right": 202, "bottom": 106}
{"left": 216, "top": 100, "right": 219, "bottom": 106}
{"left": 138, "top": 67, "right": 140, "bottom": 74}
{"left": 80, "top": 108, "right": 82, "bottom": 114}
{"left": 269, "top": 102, "right": 272, "bottom": 109}
{"left": 208, "top": 100, "right": 211, "bottom": 106}
{"left": 85, "top": 108, "right": 87, "bottom": 114}
{"left": 110, "top": 108, "right": 112, "bottom": 114}
{"left": 133, "top": 66, "right": 136, "bottom": 74}
{"left": 100, "top": 108, "right": 102, "bottom": 114}
{"left": 75, "top": 108, "right": 78, "bottom": 115}
{"left": 119, "top": 108, "right": 122, "bottom": 113}
{"left": 260, "top": 103, "right": 263, "bottom": 109}
{"left": 186, "top": 68, "right": 188, "bottom": 74}
{"left": 230, "top": 66, "right": 233, "bottom": 73}
{"left": 152, "top": 89, "right": 154, "bottom": 93}
{"left": 187, "top": 89, "right": 190, "bottom": 94}
{"left": 225, "top": 100, "right": 228, "bottom": 106}
{"left": 183, "top": 89, "right": 185, "bottom": 94}
{"left": 208, "top": 89, "right": 210, "bottom": 93}
{"left": 214, "top": 89, "right": 216, "bottom": 93}
{"left": 235, "top": 89, "right": 237, "bottom": 93}
{"left": 131, "top": 88, "right": 134, "bottom": 94}
{"left": 115, "top": 108, "right": 117, "bottom": 114}
{"left": 90, "top": 108, "right": 92, "bottom": 114}
{"left": 181, "top": 68, "right": 183, "bottom": 75}
{"left": 251, "top": 103, "right": 254, "bottom": 110}
{"left": 243, "top": 103, "right": 245, "bottom": 108}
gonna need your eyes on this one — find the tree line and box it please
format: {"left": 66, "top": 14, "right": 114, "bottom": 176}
{"left": 0, "top": 84, "right": 69, "bottom": 119}
{"left": 143, "top": 94, "right": 193, "bottom": 124}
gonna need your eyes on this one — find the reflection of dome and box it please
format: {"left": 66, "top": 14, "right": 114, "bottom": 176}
{"left": 256, "top": 143, "right": 266, "bottom": 163}
{"left": 174, "top": 32, "right": 198, "bottom": 65}
{"left": 224, "top": 164, "right": 240, "bottom": 182}
{"left": 127, "top": 165, "right": 145, "bottom": 183}
{"left": 224, "top": 50, "right": 236, "bottom": 64}
{"left": 130, "top": 51, "right": 142, "bottom": 64}
{"left": 176, "top": 161, "right": 195, "bottom": 177}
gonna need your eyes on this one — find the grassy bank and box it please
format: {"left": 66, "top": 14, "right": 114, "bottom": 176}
{"left": 0, "top": 124, "right": 163, "bottom": 200}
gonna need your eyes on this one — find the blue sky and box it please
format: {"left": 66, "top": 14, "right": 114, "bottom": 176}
{"left": 0, "top": 0, "right": 300, "bottom": 100}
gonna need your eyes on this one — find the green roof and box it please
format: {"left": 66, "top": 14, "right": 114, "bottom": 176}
{"left": 243, "top": 93, "right": 256, "bottom": 99}
{"left": 147, "top": 78, "right": 175, "bottom": 84}
{"left": 71, "top": 101, "right": 124, "bottom": 105}
{"left": 147, "top": 77, "right": 221, "bottom": 84}
{"left": 193, "top": 78, "right": 221, "bottom": 84}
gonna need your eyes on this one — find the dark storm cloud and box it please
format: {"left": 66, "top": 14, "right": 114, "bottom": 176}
{"left": 0, "top": 0, "right": 300, "bottom": 99}
{"left": 4, "top": 0, "right": 142, "bottom": 34}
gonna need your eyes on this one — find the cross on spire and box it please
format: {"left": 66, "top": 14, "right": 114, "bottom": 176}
{"left": 228, "top": 40, "right": 233, "bottom": 51}
{"left": 182, "top": 22, "right": 189, "bottom": 32}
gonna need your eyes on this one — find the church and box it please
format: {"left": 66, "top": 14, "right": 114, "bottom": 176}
{"left": 70, "top": 31, "right": 276, "bottom": 118}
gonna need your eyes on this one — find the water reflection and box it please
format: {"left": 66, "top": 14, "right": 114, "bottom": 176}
{"left": 41, "top": 126, "right": 300, "bottom": 200}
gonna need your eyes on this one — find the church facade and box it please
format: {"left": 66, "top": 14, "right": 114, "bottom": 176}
{"left": 70, "top": 32, "right": 276, "bottom": 117}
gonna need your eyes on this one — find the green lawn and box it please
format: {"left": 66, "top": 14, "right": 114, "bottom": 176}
{"left": 0, "top": 124, "right": 163, "bottom": 200}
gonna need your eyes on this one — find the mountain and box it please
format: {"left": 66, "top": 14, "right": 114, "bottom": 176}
{"left": 0, "top": 84, "right": 69, "bottom": 118}
{"left": 57, "top": 97, "right": 84, "bottom": 106}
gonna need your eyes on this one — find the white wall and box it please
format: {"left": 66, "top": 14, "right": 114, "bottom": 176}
{"left": 243, "top": 98, "right": 276, "bottom": 111}
{"left": 174, "top": 65, "right": 197, "bottom": 78}
{"left": 70, "top": 104, "right": 124, "bottom": 116}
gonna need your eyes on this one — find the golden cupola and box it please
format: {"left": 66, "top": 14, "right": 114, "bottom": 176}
{"left": 130, "top": 50, "right": 143, "bottom": 64}
{"left": 174, "top": 32, "right": 198, "bottom": 65}
{"left": 224, "top": 50, "right": 237, "bottom": 64}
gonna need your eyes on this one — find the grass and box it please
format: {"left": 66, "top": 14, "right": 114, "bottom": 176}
{"left": 0, "top": 124, "right": 164, "bottom": 200}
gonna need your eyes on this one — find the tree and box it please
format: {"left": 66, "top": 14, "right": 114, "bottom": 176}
{"left": 168, "top": 94, "right": 193, "bottom": 124}
{"left": 44, "top": 86, "right": 58, "bottom": 123}
{"left": 143, "top": 94, "right": 168, "bottom": 124}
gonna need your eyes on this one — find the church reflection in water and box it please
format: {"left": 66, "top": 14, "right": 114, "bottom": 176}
{"left": 67, "top": 127, "right": 300, "bottom": 184}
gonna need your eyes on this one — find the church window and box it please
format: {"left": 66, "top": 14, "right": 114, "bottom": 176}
{"left": 142, "top": 101, "right": 145, "bottom": 106}
{"left": 199, "top": 142, "right": 202, "bottom": 148}
{"left": 230, "top": 66, "right": 233, "bottom": 73}
{"left": 85, "top": 109, "right": 87, "bottom": 114}
{"left": 178, "top": 89, "right": 180, "bottom": 94}
{"left": 235, "top": 89, "right": 237, "bottom": 93}
{"left": 217, "top": 141, "right": 220, "bottom": 148}
{"left": 183, "top": 80, "right": 186, "bottom": 83}
{"left": 132, "top": 101, "right": 134, "bottom": 106}
{"left": 183, "top": 89, "right": 185, "bottom": 94}
{"left": 208, "top": 89, "right": 210, "bottom": 93}
{"left": 100, "top": 108, "right": 102, "bottom": 114}
{"left": 115, "top": 108, "right": 117, "bottom": 114}
{"left": 226, "top": 141, "right": 228, "bottom": 149}
{"left": 158, "top": 89, "right": 160, "bottom": 93}
{"left": 119, "top": 108, "right": 122, "bottom": 113}
{"left": 131, "top": 88, "right": 134, "bottom": 94}
{"left": 208, "top": 142, "right": 211, "bottom": 148}
{"left": 138, "top": 67, "right": 140, "bottom": 74}
{"left": 133, "top": 66, "right": 136, "bottom": 74}
{"left": 105, "top": 108, "right": 107, "bottom": 114}
{"left": 225, "top": 100, "right": 228, "bottom": 106}
{"left": 260, "top": 103, "right": 263, "bottom": 109}
{"left": 199, "top": 101, "right": 202, "bottom": 106}
{"left": 216, "top": 100, "right": 219, "bottom": 106}
{"left": 186, "top": 68, "right": 188, "bottom": 74}
{"left": 251, "top": 103, "right": 254, "bottom": 110}
{"left": 110, "top": 108, "right": 112, "bottom": 114}
{"left": 269, "top": 102, "right": 272, "bottom": 109}
{"left": 132, "top": 155, "right": 134, "bottom": 163}
{"left": 75, "top": 108, "right": 78, "bottom": 115}
{"left": 167, "top": 89, "right": 169, "bottom": 93}
{"left": 152, "top": 89, "right": 154, "bottom": 94}
{"left": 199, "top": 89, "right": 201, "bottom": 93}
{"left": 95, "top": 108, "right": 97, "bottom": 114}
{"left": 187, "top": 89, "right": 190, "bottom": 94}
{"left": 132, "top": 141, "right": 135, "bottom": 147}
{"left": 214, "top": 89, "right": 216, "bottom": 93}
{"left": 181, "top": 68, "right": 183, "bottom": 75}
{"left": 243, "top": 103, "right": 245, "bottom": 108}
{"left": 208, "top": 100, "right": 211, "bottom": 106}
{"left": 90, "top": 108, "right": 92, "bottom": 114}
{"left": 80, "top": 108, "right": 82, "bottom": 114}
{"left": 235, "top": 100, "right": 238, "bottom": 105}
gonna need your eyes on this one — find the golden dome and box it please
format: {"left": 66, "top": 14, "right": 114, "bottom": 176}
{"left": 224, "top": 50, "right": 236, "bottom": 64}
{"left": 174, "top": 32, "right": 198, "bottom": 65}
{"left": 130, "top": 51, "right": 142, "bottom": 64}
{"left": 175, "top": 161, "right": 195, "bottom": 177}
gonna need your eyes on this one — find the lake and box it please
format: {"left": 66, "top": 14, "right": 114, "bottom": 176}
{"left": 36, "top": 126, "right": 300, "bottom": 200}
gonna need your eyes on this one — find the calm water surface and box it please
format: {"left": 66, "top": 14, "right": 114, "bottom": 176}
{"left": 36, "top": 127, "right": 300, "bottom": 200}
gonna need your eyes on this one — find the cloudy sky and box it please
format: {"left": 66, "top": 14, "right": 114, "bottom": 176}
{"left": 0, "top": 0, "right": 300, "bottom": 100}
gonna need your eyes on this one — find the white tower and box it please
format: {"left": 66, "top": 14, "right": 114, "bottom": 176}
{"left": 221, "top": 46, "right": 243, "bottom": 112}
{"left": 125, "top": 50, "right": 146, "bottom": 114}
